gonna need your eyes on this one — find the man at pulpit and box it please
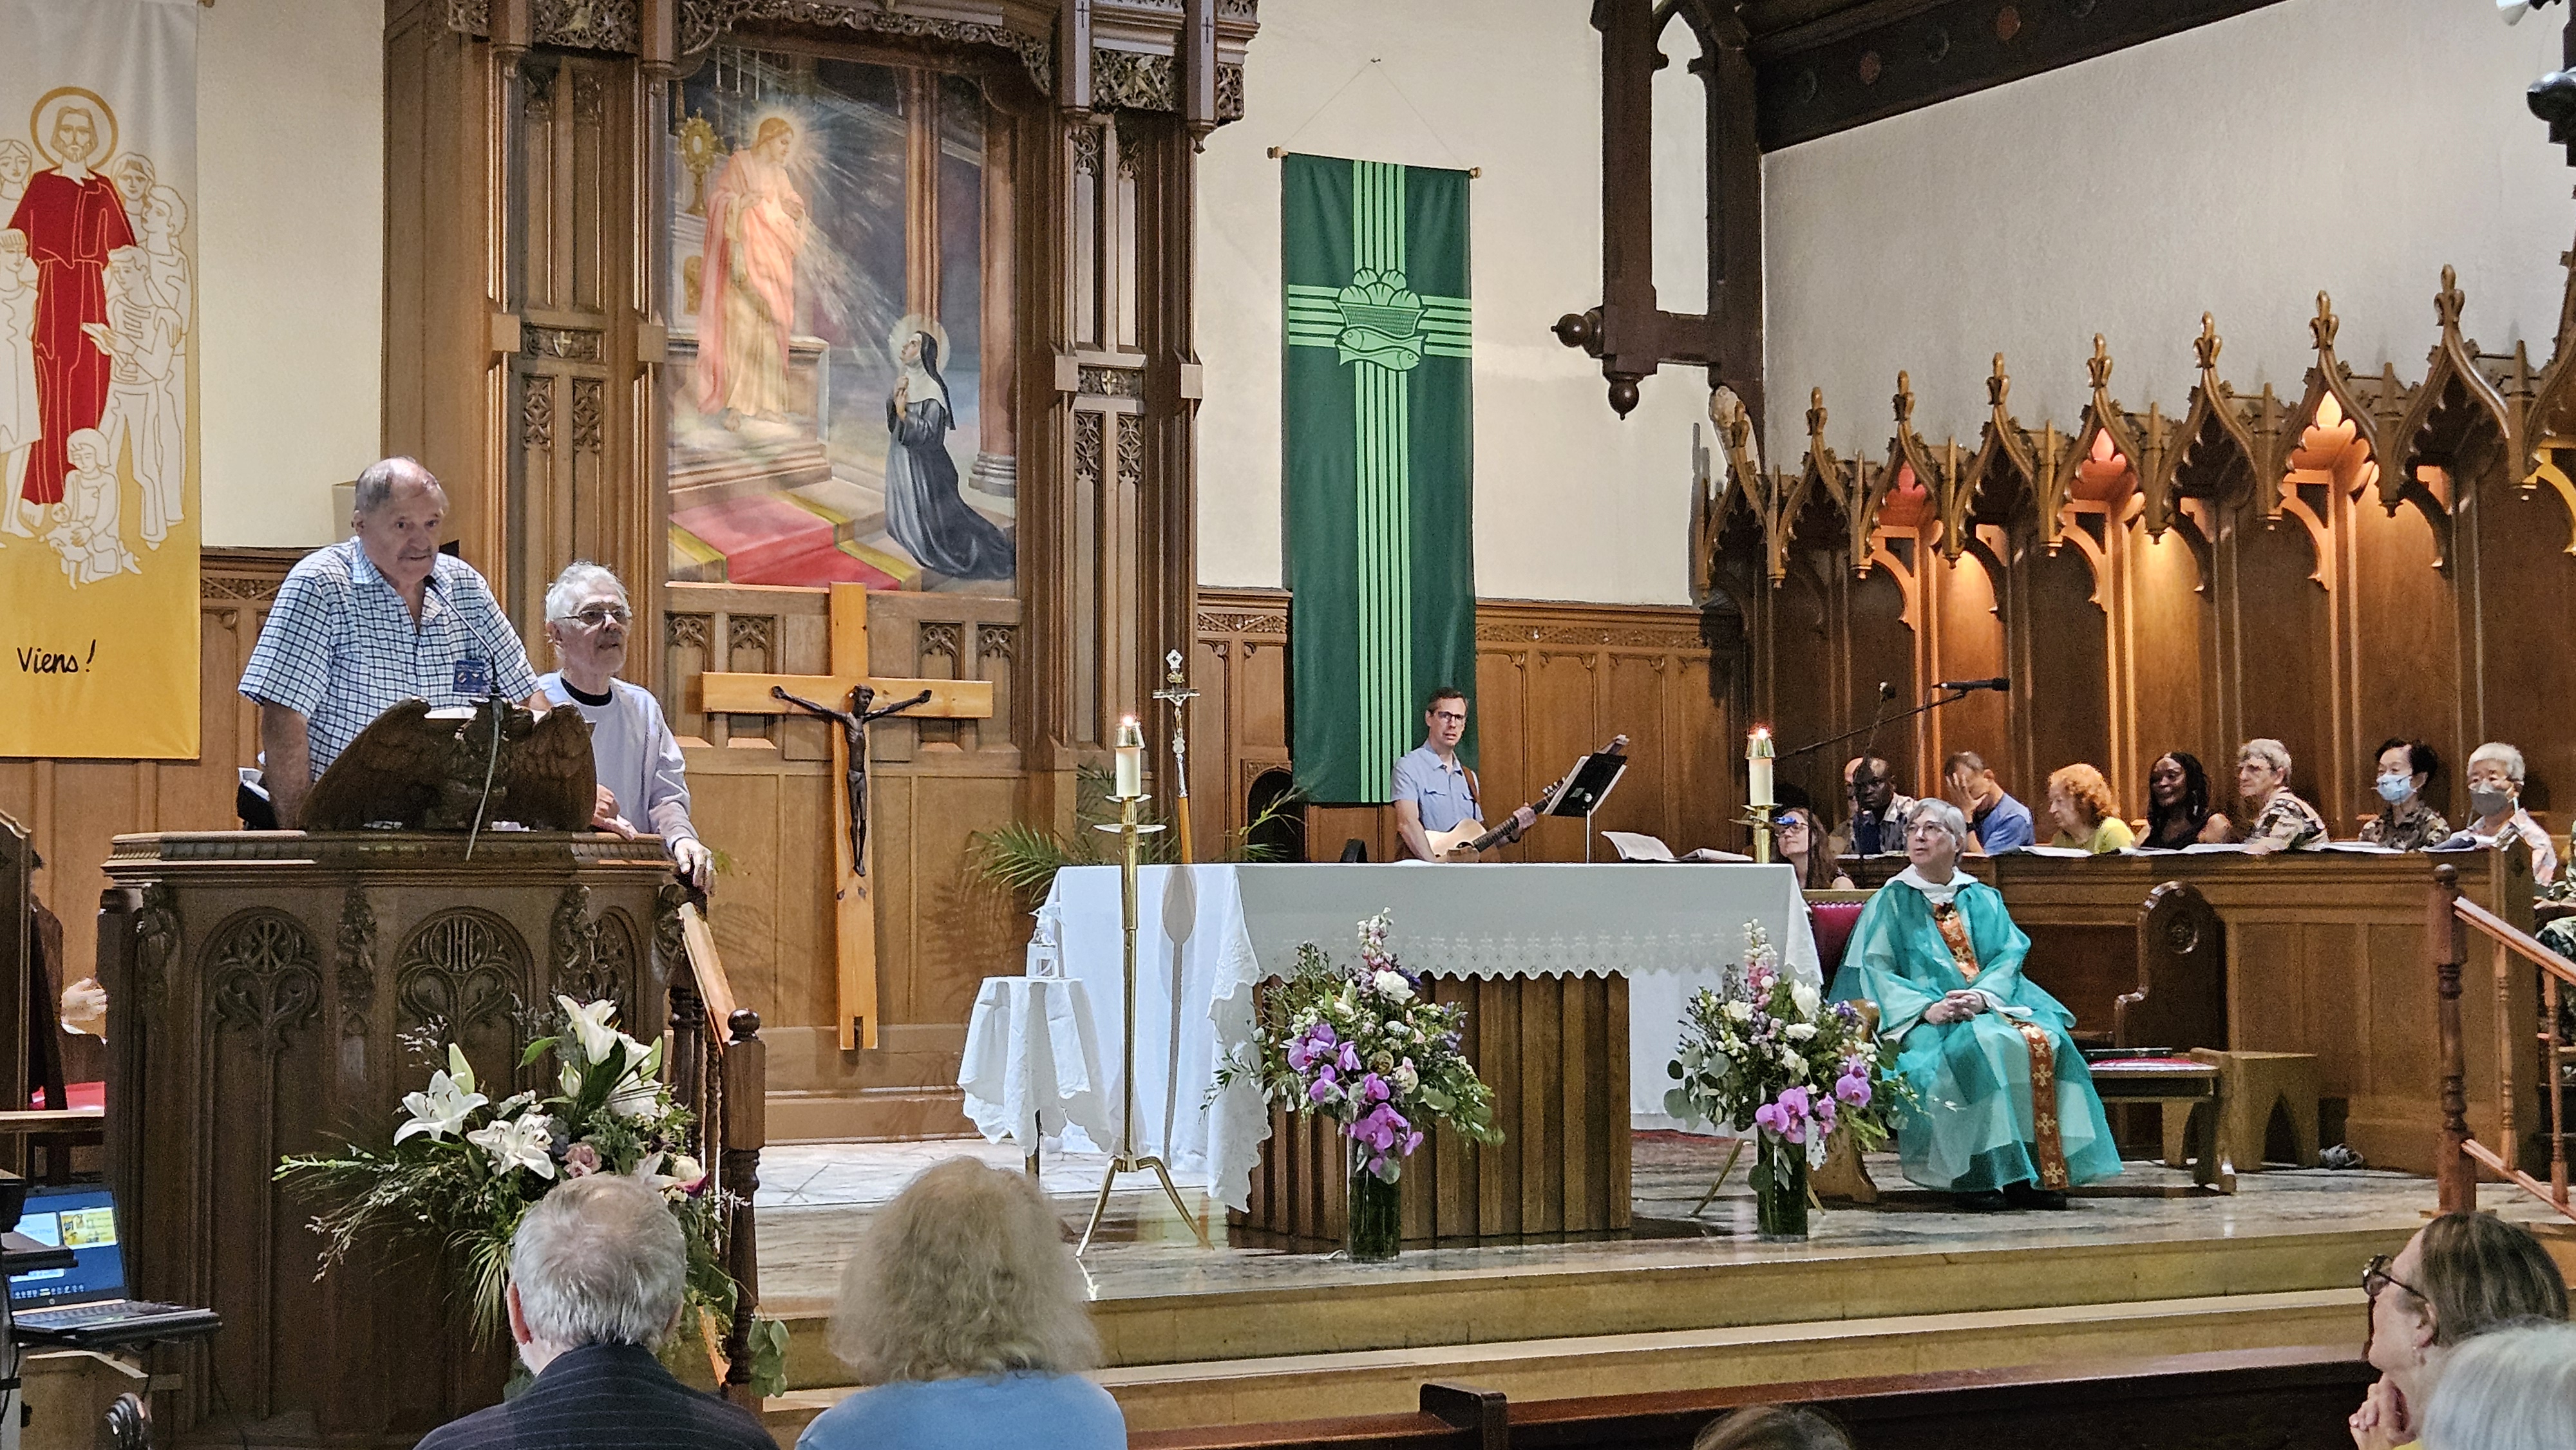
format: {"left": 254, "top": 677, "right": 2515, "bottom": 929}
{"left": 237, "top": 457, "right": 546, "bottom": 829}
{"left": 537, "top": 562, "right": 714, "bottom": 890}
{"left": 1832, "top": 798, "right": 2121, "bottom": 1209}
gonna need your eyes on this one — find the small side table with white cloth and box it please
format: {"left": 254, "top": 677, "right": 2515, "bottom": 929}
{"left": 957, "top": 975, "right": 1112, "bottom": 1171}
{"left": 1032, "top": 862, "right": 1821, "bottom": 1212}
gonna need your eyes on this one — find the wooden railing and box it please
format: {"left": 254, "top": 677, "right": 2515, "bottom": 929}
{"left": 666, "top": 897, "right": 769, "bottom": 1408}
{"left": 2432, "top": 862, "right": 2574, "bottom": 1219}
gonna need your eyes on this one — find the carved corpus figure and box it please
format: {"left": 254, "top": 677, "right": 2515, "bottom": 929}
{"left": 769, "top": 683, "right": 930, "bottom": 874}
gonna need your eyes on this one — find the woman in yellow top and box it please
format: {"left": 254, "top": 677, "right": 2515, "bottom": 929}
{"left": 2045, "top": 764, "right": 2134, "bottom": 853}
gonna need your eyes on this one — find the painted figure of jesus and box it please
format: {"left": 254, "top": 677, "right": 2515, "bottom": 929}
{"left": 692, "top": 115, "right": 807, "bottom": 424}
{"left": 6, "top": 102, "right": 133, "bottom": 532}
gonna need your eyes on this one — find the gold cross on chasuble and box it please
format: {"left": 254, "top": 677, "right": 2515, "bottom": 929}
{"left": 692, "top": 583, "right": 994, "bottom": 1050}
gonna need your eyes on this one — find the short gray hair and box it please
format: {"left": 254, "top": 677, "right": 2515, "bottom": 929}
{"left": 509, "top": 1173, "right": 687, "bottom": 1350}
{"left": 546, "top": 561, "right": 629, "bottom": 622}
{"left": 353, "top": 457, "right": 442, "bottom": 516}
{"left": 2469, "top": 741, "right": 2528, "bottom": 785}
{"left": 2422, "top": 1321, "right": 2576, "bottom": 1450}
{"left": 1906, "top": 797, "right": 1969, "bottom": 850}
{"left": 2237, "top": 738, "right": 2291, "bottom": 776}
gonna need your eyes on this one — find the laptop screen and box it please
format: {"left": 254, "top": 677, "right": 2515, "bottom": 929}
{"left": 8, "top": 1186, "right": 126, "bottom": 1310}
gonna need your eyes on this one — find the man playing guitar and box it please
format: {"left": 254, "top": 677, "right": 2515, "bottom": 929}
{"left": 1392, "top": 687, "right": 1535, "bottom": 861}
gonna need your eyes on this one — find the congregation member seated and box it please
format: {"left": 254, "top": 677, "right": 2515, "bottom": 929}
{"left": 1828, "top": 755, "right": 1915, "bottom": 858}
{"left": 1944, "top": 751, "right": 2034, "bottom": 853}
{"left": 2421, "top": 1321, "right": 2576, "bottom": 1450}
{"left": 800, "top": 1158, "right": 1123, "bottom": 1450}
{"left": 2361, "top": 738, "right": 2450, "bottom": 852}
{"left": 538, "top": 562, "right": 714, "bottom": 889}
{"left": 2235, "top": 738, "right": 2328, "bottom": 853}
{"left": 2142, "top": 750, "right": 2231, "bottom": 849}
{"left": 2432, "top": 741, "right": 2560, "bottom": 884}
{"left": 1694, "top": 1404, "right": 1856, "bottom": 1450}
{"left": 1777, "top": 807, "right": 1854, "bottom": 889}
{"left": 2044, "top": 764, "right": 2133, "bottom": 853}
{"left": 1830, "top": 799, "right": 2121, "bottom": 1210}
{"left": 417, "top": 1174, "right": 777, "bottom": 1450}
{"left": 2348, "top": 1211, "right": 2568, "bottom": 1450}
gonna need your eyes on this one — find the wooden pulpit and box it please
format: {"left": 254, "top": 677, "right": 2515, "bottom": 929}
{"left": 97, "top": 831, "right": 679, "bottom": 1447}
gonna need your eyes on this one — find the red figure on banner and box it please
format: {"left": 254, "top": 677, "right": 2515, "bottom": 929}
{"left": 6, "top": 93, "right": 133, "bottom": 536}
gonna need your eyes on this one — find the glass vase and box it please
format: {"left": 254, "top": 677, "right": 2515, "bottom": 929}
{"left": 1754, "top": 1133, "right": 1810, "bottom": 1241}
{"left": 1345, "top": 1147, "right": 1403, "bottom": 1262}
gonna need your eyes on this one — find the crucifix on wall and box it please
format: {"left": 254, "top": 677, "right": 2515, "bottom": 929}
{"left": 694, "top": 583, "right": 994, "bottom": 1050}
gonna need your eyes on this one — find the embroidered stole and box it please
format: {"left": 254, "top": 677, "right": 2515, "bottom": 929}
{"left": 1927, "top": 899, "right": 2070, "bottom": 1189}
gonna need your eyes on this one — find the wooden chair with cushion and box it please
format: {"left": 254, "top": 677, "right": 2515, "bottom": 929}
{"left": 2084, "top": 881, "right": 2233, "bottom": 1191}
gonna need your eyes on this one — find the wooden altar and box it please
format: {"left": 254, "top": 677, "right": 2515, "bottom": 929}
{"left": 1232, "top": 972, "right": 1632, "bottom": 1245}
{"left": 95, "top": 831, "right": 679, "bottom": 1448}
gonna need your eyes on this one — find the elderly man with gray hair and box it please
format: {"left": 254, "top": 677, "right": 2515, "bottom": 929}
{"left": 2433, "top": 740, "right": 2559, "bottom": 884}
{"left": 415, "top": 1174, "right": 776, "bottom": 1450}
{"left": 238, "top": 457, "right": 547, "bottom": 829}
{"left": 2233, "top": 737, "right": 2329, "bottom": 854}
{"left": 537, "top": 561, "right": 713, "bottom": 889}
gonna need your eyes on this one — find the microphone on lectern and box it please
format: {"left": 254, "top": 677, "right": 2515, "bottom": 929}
{"left": 1935, "top": 677, "right": 2011, "bottom": 693}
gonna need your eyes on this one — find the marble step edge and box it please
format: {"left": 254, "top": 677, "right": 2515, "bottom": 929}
{"left": 759, "top": 1223, "right": 2409, "bottom": 1387}
{"left": 761, "top": 1287, "right": 2362, "bottom": 1436}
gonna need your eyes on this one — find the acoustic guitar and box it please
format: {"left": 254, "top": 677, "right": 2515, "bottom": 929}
{"left": 1421, "top": 734, "right": 1629, "bottom": 862}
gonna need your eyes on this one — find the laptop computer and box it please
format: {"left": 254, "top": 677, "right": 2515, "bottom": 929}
{"left": 6, "top": 1184, "right": 218, "bottom": 1346}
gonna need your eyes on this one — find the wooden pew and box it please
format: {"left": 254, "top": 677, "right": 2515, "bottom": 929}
{"left": 1127, "top": 1346, "right": 2373, "bottom": 1450}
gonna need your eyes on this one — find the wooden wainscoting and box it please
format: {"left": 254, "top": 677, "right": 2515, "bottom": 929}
{"left": 0, "top": 549, "right": 297, "bottom": 992}
{"left": 1195, "top": 589, "right": 1735, "bottom": 864}
{"left": 665, "top": 581, "right": 1025, "bottom": 1141}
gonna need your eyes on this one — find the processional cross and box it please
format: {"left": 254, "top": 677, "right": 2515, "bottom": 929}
{"left": 693, "top": 583, "right": 993, "bottom": 1050}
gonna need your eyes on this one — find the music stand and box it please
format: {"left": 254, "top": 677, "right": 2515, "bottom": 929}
{"left": 1540, "top": 749, "right": 1630, "bottom": 863}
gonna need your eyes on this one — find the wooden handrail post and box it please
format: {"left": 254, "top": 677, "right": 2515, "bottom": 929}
{"left": 2434, "top": 865, "right": 2476, "bottom": 1214}
{"left": 719, "top": 1009, "right": 765, "bottom": 1408}
{"left": 1419, "top": 1382, "right": 1508, "bottom": 1450}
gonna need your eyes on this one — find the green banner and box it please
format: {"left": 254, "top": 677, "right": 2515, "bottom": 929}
{"left": 1283, "top": 153, "right": 1475, "bottom": 804}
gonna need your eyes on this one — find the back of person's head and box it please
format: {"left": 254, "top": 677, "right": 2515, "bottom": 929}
{"left": 1692, "top": 1404, "right": 1855, "bottom": 1450}
{"left": 511, "top": 1173, "right": 688, "bottom": 1350}
{"left": 2423, "top": 1320, "right": 2576, "bottom": 1450}
{"left": 2417, "top": 1212, "right": 2570, "bottom": 1346}
{"left": 829, "top": 1156, "right": 1097, "bottom": 1383}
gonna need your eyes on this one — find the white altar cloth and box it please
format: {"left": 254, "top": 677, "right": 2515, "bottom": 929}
{"left": 1036, "top": 862, "right": 1821, "bottom": 1212}
{"left": 957, "top": 975, "right": 1112, "bottom": 1151}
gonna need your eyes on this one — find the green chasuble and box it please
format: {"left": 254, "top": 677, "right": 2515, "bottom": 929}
{"left": 1831, "top": 877, "right": 2121, "bottom": 1192}
{"left": 1282, "top": 153, "right": 1476, "bottom": 802}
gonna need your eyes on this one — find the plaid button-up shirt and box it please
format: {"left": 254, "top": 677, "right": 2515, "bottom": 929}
{"left": 238, "top": 541, "right": 539, "bottom": 778}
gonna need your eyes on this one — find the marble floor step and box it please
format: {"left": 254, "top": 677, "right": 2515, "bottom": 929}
{"left": 761, "top": 1287, "right": 2362, "bottom": 1437}
{"left": 758, "top": 1223, "right": 2405, "bottom": 1393}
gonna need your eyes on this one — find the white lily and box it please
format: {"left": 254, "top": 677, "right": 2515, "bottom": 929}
{"left": 557, "top": 995, "right": 625, "bottom": 1067}
{"left": 1790, "top": 982, "right": 1822, "bottom": 1020}
{"left": 636, "top": 1151, "right": 706, "bottom": 1197}
{"left": 394, "top": 1068, "right": 488, "bottom": 1144}
{"left": 467, "top": 1111, "right": 557, "bottom": 1180}
{"left": 1372, "top": 970, "right": 1413, "bottom": 1003}
{"left": 1785, "top": 1022, "right": 1817, "bottom": 1041}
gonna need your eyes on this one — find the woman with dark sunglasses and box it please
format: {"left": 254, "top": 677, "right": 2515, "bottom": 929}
{"left": 2351, "top": 1212, "right": 2568, "bottom": 1450}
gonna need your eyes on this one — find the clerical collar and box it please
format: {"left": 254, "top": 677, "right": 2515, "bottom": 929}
{"left": 562, "top": 679, "right": 613, "bottom": 707}
{"left": 1892, "top": 865, "right": 1963, "bottom": 905}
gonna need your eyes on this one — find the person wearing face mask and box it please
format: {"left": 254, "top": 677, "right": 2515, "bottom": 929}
{"left": 2431, "top": 742, "right": 2559, "bottom": 885}
{"left": 536, "top": 563, "right": 714, "bottom": 891}
{"left": 2360, "top": 739, "right": 2449, "bottom": 852}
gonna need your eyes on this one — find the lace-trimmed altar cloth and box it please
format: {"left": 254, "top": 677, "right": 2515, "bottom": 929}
{"left": 1028, "top": 862, "right": 1821, "bottom": 1213}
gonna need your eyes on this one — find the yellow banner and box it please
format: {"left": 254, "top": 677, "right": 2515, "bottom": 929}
{"left": 0, "top": 0, "right": 199, "bottom": 760}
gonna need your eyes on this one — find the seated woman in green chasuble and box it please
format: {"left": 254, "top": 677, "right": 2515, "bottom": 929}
{"left": 1830, "top": 798, "right": 2122, "bottom": 1207}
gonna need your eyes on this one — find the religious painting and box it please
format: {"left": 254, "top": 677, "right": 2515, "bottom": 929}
{"left": 0, "top": 0, "right": 200, "bottom": 759}
{"left": 666, "top": 46, "right": 1016, "bottom": 595}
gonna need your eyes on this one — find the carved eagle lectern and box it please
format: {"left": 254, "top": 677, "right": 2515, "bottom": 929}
{"left": 299, "top": 698, "right": 598, "bottom": 833}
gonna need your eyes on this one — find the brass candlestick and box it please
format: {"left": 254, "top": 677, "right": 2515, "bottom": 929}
{"left": 1077, "top": 792, "right": 1211, "bottom": 1256}
{"left": 1739, "top": 804, "right": 1779, "bottom": 865}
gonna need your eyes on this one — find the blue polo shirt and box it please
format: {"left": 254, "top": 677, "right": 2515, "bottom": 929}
{"left": 1392, "top": 744, "right": 1480, "bottom": 833}
{"left": 1973, "top": 792, "right": 2036, "bottom": 852}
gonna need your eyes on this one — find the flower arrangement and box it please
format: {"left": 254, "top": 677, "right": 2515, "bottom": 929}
{"left": 1665, "top": 923, "right": 1906, "bottom": 1172}
{"left": 1227, "top": 912, "right": 1501, "bottom": 1182}
{"left": 276, "top": 996, "right": 785, "bottom": 1396}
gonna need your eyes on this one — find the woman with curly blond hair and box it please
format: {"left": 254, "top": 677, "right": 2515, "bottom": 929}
{"left": 798, "top": 1158, "right": 1121, "bottom": 1450}
{"left": 2045, "top": 763, "right": 2133, "bottom": 854}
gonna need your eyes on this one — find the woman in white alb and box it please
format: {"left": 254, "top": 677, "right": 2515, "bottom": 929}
{"left": 535, "top": 562, "right": 714, "bottom": 889}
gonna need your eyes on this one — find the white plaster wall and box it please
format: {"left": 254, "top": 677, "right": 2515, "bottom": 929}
{"left": 1763, "top": 0, "right": 2575, "bottom": 459}
{"left": 198, "top": 0, "right": 383, "bottom": 547}
{"left": 1196, "top": 0, "right": 1709, "bottom": 604}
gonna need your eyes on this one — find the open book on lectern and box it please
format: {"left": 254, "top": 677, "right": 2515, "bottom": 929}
{"left": 1539, "top": 746, "right": 1628, "bottom": 818}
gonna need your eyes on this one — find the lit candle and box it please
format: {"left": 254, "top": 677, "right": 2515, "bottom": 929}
{"left": 1747, "top": 726, "right": 1775, "bottom": 809}
{"left": 1115, "top": 715, "right": 1144, "bottom": 798}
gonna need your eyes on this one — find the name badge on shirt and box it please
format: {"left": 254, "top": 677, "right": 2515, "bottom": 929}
{"left": 453, "top": 656, "right": 493, "bottom": 697}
